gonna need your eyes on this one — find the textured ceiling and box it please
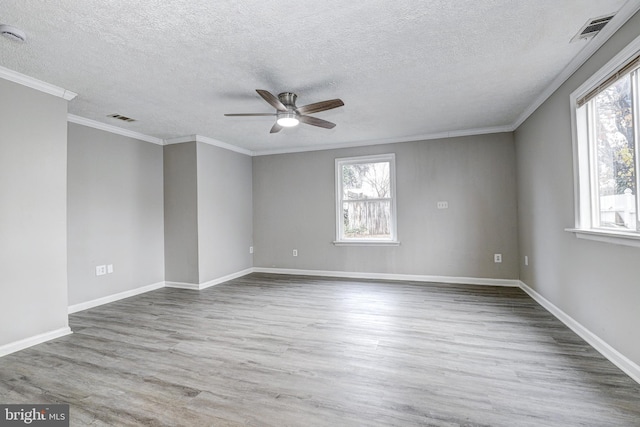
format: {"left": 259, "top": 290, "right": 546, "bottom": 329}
{"left": 0, "top": 0, "right": 634, "bottom": 153}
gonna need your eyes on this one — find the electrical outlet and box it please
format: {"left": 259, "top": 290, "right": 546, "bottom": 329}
{"left": 96, "top": 265, "right": 106, "bottom": 276}
{"left": 107, "top": 264, "right": 114, "bottom": 274}
{"left": 293, "top": 249, "right": 298, "bottom": 257}
{"left": 524, "top": 255, "right": 528, "bottom": 266}
{"left": 437, "top": 201, "right": 448, "bottom": 209}
{"left": 249, "top": 246, "right": 254, "bottom": 254}
{"left": 494, "top": 254, "right": 502, "bottom": 263}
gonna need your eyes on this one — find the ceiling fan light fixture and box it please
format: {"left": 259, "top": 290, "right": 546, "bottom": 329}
{"left": 276, "top": 112, "right": 299, "bottom": 127}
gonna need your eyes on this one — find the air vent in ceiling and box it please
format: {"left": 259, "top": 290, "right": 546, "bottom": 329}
{"left": 107, "top": 113, "right": 136, "bottom": 122}
{"left": 571, "top": 14, "right": 615, "bottom": 42}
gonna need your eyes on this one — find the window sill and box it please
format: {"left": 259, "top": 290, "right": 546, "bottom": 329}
{"left": 333, "top": 240, "right": 401, "bottom": 247}
{"left": 565, "top": 228, "right": 640, "bottom": 248}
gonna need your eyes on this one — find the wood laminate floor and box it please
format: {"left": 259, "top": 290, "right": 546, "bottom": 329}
{"left": 1, "top": 273, "right": 639, "bottom": 426}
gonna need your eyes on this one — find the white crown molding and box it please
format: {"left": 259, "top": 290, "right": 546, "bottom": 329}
{"left": 67, "top": 114, "right": 164, "bottom": 145}
{"left": 68, "top": 281, "right": 165, "bottom": 314}
{"left": 67, "top": 120, "right": 513, "bottom": 156}
{"left": 511, "top": 0, "right": 640, "bottom": 130}
{"left": 252, "top": 125, "right": 514, "bottom": 156}
{"left": 518, "top": 281, "right": 640, "bottom": 385}
{"left": 164, "top": 134, "right": 253, "bottom": 156}
{"left": 252, "top": 267, "right": 520, "bottom": 287}
{"left": 0, "top": 327, "right": 72, "bottom": 358}
{"left": 446, "top": 125, "right": 516, "bottom": 138}
{"left": 0, "top": 65, "right": 77, "bottom": 100}
{"left": 195, "top": 135, "right": 254, "bottom": 156}
{"left": 162, "top": 135, "right": 197, "bottom": 145}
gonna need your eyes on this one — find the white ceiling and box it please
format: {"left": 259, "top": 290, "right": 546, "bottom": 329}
{"left": 0, "top": 0, "right": 637, "bottom": 154}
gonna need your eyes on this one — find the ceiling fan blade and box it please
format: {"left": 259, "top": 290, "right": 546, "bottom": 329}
{"left": 270, "top": 123, "right": 283, "bottom": 133}
{"left": 224, "top": 113, "right": 276, "bottom": 116}
{"left": 298, "top": 115, "right": 336, "bottom": 129}
{"left": 297, "top": 99, "right": 344, "bottom": 115}
{"left": 256, "top": 89, "right": 288, "bottom": 112}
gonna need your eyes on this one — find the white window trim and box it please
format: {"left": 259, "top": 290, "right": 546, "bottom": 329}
{"left": 567, "top": 33, "right": 640, "bottom": 248}
{"left": 334, "top": 153, "right": 399, "bottom": 245}
{"left": 565, "top": 227, "right": 640, "bottom": 248}
{"left": 332, "top": 241, "right": 401, "bottom": 247}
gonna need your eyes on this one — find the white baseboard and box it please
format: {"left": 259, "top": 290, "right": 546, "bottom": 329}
{"left": 68, "top": 281, "right": 165, "bottom": 314}
{"left": 165, "top": 268, "right": 254, "bottom": 290}
{"left": 198, "top": 268, "right": 254, "bottom": 290}
{"left": 519, "top": 280, "right": 640, "bottom": 385}
{"left": 164, "top": 280, "right": 200, "bottom": 290}
{"left": 252, "top": 267, "right": 520, "bottom": 287}
{"left": 0, "top": 327, "right": 72, "bottom": 358}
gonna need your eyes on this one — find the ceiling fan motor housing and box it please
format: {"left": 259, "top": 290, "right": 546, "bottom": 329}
{"left": 278, "top": 92, "right": 298, "bottom": 109}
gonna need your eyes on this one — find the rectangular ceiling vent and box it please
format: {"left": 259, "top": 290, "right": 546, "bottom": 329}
{"left": 107, "top": 113, "right": 136, "bottom": 122}
{"left": 571, "top": 14, "right": 615, "bottom": 43}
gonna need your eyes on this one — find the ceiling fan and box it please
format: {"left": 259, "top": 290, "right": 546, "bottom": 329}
{"left": 225, "top": 90, "right": 344, "bottom": 133}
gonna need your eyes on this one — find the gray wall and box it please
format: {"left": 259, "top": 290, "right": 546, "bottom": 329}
{"left": 253, "top": 133, "right": 518, "bottom": 279}
{"left": 67, "top": 123, "right": 165, "bottom": 306}
{"left": 515, "top": 11, "right": 640, "bottom": 365}
{"left": 197, "top": 142, "right": 253, "bottom": 283}
{"left": 164, "top": 141, "right": 253, "bottom": 285}
{"left": 164, "top": 142, "right": 199, "bottom": 283}
{"left": 0, "top": 79, "right": 69, "bottom": 346}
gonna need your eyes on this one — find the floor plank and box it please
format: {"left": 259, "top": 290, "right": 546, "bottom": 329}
{"left": 1, "top": 273, "right": 639, "bottom": 426}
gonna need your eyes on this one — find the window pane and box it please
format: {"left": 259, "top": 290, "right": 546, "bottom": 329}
{"left": 342, "top": 200, "right": 391, "bottom": 239}
{"left": 342, "top": 162, "right": 390, "bottom": 200}
{"left": 593, "top": 74, "right": 637, "bottom": 230}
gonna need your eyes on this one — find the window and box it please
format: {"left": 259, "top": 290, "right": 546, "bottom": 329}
{"left": 335, "top": 154, "right": 398, "bottom": 244}
{"left": 570, "top": 38, "right": 640, "bottom": 247}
